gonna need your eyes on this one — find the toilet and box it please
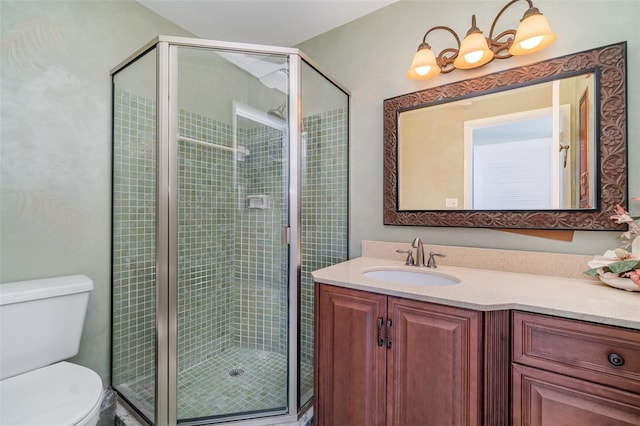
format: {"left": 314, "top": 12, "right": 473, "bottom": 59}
{"left": 0, "top": 275, "right": 104, "bottom": 426}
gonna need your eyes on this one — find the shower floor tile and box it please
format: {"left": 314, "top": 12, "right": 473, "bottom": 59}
{"left": 117, "top": 347, "right": 313, "bottom": 423}
{"left": 179, "top": 347, "right": 288, "bottom": 420}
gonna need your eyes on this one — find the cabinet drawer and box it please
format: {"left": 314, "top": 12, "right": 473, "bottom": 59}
{"left": 512, "top": 311, "right": 640, "bottom": 394}
{"left": 512, "top": 363, "right": 640, "bottom": 425}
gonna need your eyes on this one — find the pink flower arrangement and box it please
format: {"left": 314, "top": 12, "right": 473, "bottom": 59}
{"left": 584, "top": 197, "right": 640, "bottom": 288}
{"left": 611, "top": 199, "right": 640, "bottom": 250}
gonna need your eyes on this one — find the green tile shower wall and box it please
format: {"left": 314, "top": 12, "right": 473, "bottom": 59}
{"left": 234, "top": 125, "right": 289, "bottom": 354}
{"left": 112, "top": 90, "right": 157, "bottom": 399}
{"left": 112, "top": 90, "right": 348, "bottom": 396}
{"left": 300, "top": 109, "right": 349, "bottom": 371}
{"left": 177, "top": 110, "right": 236, "bottom": 370}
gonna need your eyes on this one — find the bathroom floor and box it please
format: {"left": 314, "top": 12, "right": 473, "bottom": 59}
{"left": 118, "top": 347, "right": 313, "bottom": 422}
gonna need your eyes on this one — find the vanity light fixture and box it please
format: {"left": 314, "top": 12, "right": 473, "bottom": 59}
{"left": 407, "top": 0, "right": 556, "bottom": 80}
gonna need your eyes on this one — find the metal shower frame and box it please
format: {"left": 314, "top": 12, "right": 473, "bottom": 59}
{"left": 110, "top": 35, "right": 350, "bottom": 426}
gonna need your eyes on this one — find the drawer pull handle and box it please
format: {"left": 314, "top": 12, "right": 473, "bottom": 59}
{"left": 608, "top": 353, "right": 625, "bottom": 367}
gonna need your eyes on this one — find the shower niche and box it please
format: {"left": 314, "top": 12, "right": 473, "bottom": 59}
{"left": 111, "top": 36, "right": 349, "bottom": 425}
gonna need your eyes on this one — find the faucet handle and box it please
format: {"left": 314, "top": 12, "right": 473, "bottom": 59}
{"left": 396, "top": 249, "right": 415, "bottom": 266}
{"left": 427, "top": 252, "right": 446, "bottom": 268}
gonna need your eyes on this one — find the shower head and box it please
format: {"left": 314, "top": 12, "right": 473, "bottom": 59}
{"left": 268, "top": 103, "right": 287, "bottom": 120}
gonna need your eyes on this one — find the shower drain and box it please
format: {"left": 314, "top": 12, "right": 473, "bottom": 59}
{"left": 228, "top": 368, "right": 245, "bottom": 377}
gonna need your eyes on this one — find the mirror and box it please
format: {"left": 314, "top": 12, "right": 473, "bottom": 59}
{"left": 383, "top": 42, "right": 627, "bottom": 230}
{"left": 398, "top": 74, "right": 595, "bottom": 210}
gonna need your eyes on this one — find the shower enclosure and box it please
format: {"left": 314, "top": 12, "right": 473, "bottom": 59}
{"left": 110, "top": 36, "right": 349, "bottom": 425}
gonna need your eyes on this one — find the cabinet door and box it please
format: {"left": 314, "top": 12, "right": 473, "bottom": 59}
{"left": 512, "top": 363, "right": 640, "bottom": 425}
{"left": 315, "top": 284, "right": 387, "bottom": 426}
{"left": 386, "top": 297, "right": 482, "bottom": 426}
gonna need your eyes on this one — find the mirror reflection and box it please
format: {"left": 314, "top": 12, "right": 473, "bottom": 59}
{"left": 398, "top": 73, "right": 595, "bottom": 211}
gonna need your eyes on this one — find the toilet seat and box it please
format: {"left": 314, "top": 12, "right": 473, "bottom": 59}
{"left": 0, "top": 361, "right": 103, "bottom": 426}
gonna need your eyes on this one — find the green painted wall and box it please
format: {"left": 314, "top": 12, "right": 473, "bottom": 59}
{"left": 0, "top": 0, "right": 193, "bottom": 383}
{"left": 297, "top": 0, "right": 640, "bottom": 258}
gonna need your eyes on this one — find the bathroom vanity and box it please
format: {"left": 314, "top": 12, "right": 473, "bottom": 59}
{"left": 312, "top": 246, "right": 640, "bottom": 426}
{"left": 315, "top": 284, "right": 486, "bottom": 425}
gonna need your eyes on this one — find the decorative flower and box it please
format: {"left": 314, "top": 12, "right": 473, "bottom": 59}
{"left": 584, "top": 197, "right": 640, "bottom": 288}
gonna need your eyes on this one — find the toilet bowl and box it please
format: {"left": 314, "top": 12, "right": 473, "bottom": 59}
{"left": 0, "top": 362, "right": 103, "bottom": 426}
{"left": 0, "top": 275, "right": 104, "bottom": 426}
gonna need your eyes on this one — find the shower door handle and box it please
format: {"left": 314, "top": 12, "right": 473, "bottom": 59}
{"left": 282, "top": 227, "right": 291, "bottom": 244}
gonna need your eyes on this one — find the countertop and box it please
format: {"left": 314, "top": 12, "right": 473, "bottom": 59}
{"left": 312, "top": 256, "right": 640, "bottom": 331}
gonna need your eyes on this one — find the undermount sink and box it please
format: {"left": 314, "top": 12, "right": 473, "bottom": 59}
{"left": 363, "top": 269, "right": 459, "bottom": 286}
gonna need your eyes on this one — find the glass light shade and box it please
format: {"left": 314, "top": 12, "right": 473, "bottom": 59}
{"left": 407, "top": 46, "right": 441, "bottom": 80}
{"left": 509, "top": 12, "right": 557, "bottom": 55}
{"left": 453, "top": 31, "right": 494, "bottom": 69}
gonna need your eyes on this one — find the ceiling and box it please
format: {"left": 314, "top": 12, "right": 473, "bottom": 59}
{"left": 137, "top": 0, "right": 398, "bottom": 47}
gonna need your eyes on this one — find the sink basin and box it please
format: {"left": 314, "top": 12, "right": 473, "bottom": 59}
{"left": 363, "top": 269, "right": 459, "bottom": 286}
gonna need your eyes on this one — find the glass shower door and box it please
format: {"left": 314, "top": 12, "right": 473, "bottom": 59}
{"left": 111, "top": 47, "right": 158, "bottom": 424}
{"left": 298, "top": 59, "right": 349, "bottom": 408}
{"left": 173, "top": 46, "right": 290, "bottom": 423}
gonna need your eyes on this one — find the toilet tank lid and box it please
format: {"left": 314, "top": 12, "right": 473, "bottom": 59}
{"left": 0, "top": 275, "right": 93, "bottom": 306}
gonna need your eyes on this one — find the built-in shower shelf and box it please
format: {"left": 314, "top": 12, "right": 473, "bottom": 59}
{"left": 248, "top": 195, "right": 269, "bottom": 209}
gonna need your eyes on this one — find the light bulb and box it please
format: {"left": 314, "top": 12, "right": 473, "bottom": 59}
{"left": 454, "top": 27, "right": 494, "bottom": 69}
{"left": 415, "top": 65, "right": 432, "bottom": 76}
{"left": 509, "top": 9, "right": 557, "bottom": 56}
{"left": 464, "top": 51, "right": 484, "bottom": 64}
{"left": 407, "top": 43, "right": 441, "bottom": 80}
{"left": 518, "top": 35, "right": 543, "bottom": 50}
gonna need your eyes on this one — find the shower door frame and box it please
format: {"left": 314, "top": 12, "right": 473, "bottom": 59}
{"left": 162, "top": 37, "right": 300, "bottom": 426}
{"left": 112, "top": 35, "right": 350, "bottom": 426}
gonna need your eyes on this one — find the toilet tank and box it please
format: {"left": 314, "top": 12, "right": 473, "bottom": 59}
{"left": 0, "top": 275, "right": 93, "bottom": 380}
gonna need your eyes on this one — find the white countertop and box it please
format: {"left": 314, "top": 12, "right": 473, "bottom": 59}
{"left": 312, "top": 257, "right": 640, "bottom": 330}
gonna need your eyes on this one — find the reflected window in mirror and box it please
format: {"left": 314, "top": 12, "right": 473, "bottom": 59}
{"left": 467, "top": 109, "right": 565, "bottom": 210}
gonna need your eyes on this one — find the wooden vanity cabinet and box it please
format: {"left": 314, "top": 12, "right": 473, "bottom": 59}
{"left": 511, "top": 311, "right": 640, "bottom": 425}
{"left": 314, "top": 284, "right": 491, "bottom": 426}
{"left": 386, "top": 296, "right": 482, "bottom": 426}
{"left": 314, "top": 283, "right": 387, "bottom": 426}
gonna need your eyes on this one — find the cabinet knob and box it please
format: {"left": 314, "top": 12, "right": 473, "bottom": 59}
{"left": 608, "top": 353, "right": 625, "bottom": 367}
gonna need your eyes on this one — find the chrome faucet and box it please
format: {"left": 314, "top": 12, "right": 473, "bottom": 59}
{"left": 411, "top": 237, "right": 425, "bottom": 267}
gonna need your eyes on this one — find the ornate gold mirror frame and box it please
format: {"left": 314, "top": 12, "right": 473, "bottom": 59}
{"left": 383, "top": 42, "right": 627, "bottom": 230}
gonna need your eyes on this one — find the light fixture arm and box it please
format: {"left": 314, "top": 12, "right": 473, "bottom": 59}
{"left": 419, "top": 26, "right": 461, "bottom": 73}
{"left": 488, "top": 0, "right": 535, "bottom": 59}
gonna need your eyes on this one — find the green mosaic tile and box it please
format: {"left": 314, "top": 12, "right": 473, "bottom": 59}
{"left": 113, "top": 89, "right": 348, "bottom": 417}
